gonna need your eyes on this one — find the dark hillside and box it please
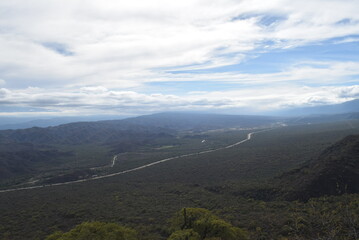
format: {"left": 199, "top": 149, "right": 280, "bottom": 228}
{"left": 0, "top": 143, "right": 72, "bottom": 181}
{"left": 280, "top": 134, "right": 359, "bottom": 201}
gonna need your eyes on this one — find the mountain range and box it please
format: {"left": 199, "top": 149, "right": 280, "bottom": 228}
{"left": 1, "top": 99, "right": 358, "bottom": 131}
{"left": 273, "top": 98, "right": 359, "bottom": 116}
{"left": 0, "top": 113, "right": 280, "bottom": 145}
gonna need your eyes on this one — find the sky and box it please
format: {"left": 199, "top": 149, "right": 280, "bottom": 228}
{"left": 0, "top": 0, "right": 359, "bottom": 117}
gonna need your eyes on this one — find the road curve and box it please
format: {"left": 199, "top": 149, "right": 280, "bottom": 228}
{"left": 0, "top": 128, "right": 273, "bottom": 193}
{"left": 111, "top": 155, "right": 117, "bottom": 168}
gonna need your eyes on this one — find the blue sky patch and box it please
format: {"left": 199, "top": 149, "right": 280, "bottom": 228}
{"left": 42, "top": 42, "right": 74, "bottom": 56}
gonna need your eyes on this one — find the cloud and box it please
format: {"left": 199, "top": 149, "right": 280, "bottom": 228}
{"left": 334, "top": 85, "right": 359, "bottom": 98}
{"left": 1, "top": 0, "right": 358, "bottom": 87}
{"left": 0, "top": 85, "right": 357, "bottom": 116}
{"left": 334, "top": 37, "right": 359, "bottom": 44}
{"left": 154, "top": 61, "right": 359, "bottom": 87}
{"left": 0, "top": 1, "right": 358, "bottom": 115}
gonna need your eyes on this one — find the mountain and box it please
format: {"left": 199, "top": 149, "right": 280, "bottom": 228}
{"left": 0, "top": 112, "right": 280, "bottom": 145}
{"left": 0, "top": 115, "right": 130, "bottom": 130}
{"left": 121, "top": 112, "right": 281, "bottom": 131}
{"left": 0, "top": 121, "right": 175, "bottom": 185}
{"left": 0, "top": 121, "right": 174, "bottom": 145}
{"left": 286, "top": 112, "right": 359, "bottom": 125}
{"left": 273, "top": 99, "right": 359, "bottom": 116}
{"left": 279, "top": 134, "right": 359, "bottom": 201}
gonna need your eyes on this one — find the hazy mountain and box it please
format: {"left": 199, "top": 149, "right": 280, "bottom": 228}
{"left": 0, "top": 121, "right": 175, "bottom": 145}
{"left": 0, "top": 112, "right": 281, "bottom": 145}
{"left": 280, "top": 134, "right": 359, "bottom": 201}
{"left": 286, "top": 112, "right": 359, "bottom": 125}
{"left": 122, "top": 112, "right": 281, "bottom": 131}
{"left": 0, "top": 115, "right": 130, "bottom": 130}
{"left": 272, "top": 99, "right": 359, "bottom": 116}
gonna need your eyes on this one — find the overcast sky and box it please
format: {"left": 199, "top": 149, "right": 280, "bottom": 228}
{"left": 0, "top": 0, "right": 359, "bottom": 117}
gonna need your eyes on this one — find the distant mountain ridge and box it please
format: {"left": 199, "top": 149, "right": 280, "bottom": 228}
{"left": 1, "top": 99, "right": 358, "bottom": 131}
{"left": 274, "top": 99, "right": 359, "bottom": 116}
{"left": 0, "top": 115, "right": 130, "bottom": 130}
{"left": 0, "top": 112, "right": 280, "bottom": 145}
{"left": 0, "top": 121, "right": 174, "bottom": 145}
{"left": 122, "top": 112, "right": 280, "bottom": 131}
{"left": 286, "top": 112, "right": 359, "bottom": 125}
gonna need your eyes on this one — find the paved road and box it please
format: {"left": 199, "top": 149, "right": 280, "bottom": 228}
{"left": 0, "top": 128, "right": 272, "bottom": 193}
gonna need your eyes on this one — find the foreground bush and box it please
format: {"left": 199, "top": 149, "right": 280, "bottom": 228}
{"left": 45, "top": 221, "right": 138, "bottom": 240}
{"left": 168, "top": 208, "right": 249, "bottom": 240}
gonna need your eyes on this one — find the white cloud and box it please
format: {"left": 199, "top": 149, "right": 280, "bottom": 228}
{"left": 334, "top": 37, "right": 359, "bottom": 44}
{"left": 0, "top": 0, "right": 358, "bottom": 87}
{"left": 0, "top": 0, "right": 359, "bottom": 115}
{"left": 149, "top": 61, "right": 359, "bottom": 87}
{"left": 0, "top": 85, "right": 357, "bottom": 116}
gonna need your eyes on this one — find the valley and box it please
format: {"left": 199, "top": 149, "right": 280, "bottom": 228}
{"left": 0, "top": 128, "right": 273, "bottom": 193}
{"left": 0, "top": 113, "right": 358, "bottom": 240}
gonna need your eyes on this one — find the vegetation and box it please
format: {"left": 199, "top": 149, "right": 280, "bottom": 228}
{"left": 0, "top": 113, "right": 279, "bottom": 187}
{"left": 45, "top": 222, "right": 138, "bottom": 240}
{"left": 278, "top": 134, "right": 359, "bottom": 201}
{"left": 0, "top": 115, "right": 358, "bottom": 240}
{"left": 168, "top": 208, "right": 248, "bottom": 240}
{"left": 44, "top": 208, "right": 249, "bottom": 240}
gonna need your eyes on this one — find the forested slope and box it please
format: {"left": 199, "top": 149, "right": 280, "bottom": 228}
{"left": 280, "top": 134, "right": 359, "bottom": 200}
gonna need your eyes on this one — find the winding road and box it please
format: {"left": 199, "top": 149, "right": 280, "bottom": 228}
{"left": 111, "top": 155, "right": 118, "bottom": 168}
{"left": 0, "top": 128, "right": 272, "bottom": 193}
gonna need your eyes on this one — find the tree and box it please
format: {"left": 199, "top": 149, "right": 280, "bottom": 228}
{"left": 168, "top": 229, "right": 201, "bottom": 240}
{"left": 45, "top": 221, "right": 138, "bottom": 240}
{"left": 168, "top": 208, "right": 249, "bottom": 240}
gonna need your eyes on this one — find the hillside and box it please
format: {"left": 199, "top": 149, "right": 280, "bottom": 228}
{"left": 0, "top": 143, "right": 72, "bottom": 181}
{"left": 280, "top": 134, "right": 359, "bottom": 201}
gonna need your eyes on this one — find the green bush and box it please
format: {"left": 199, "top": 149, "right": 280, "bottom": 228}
{"left": 45, "top": 221, "right": 138, "bottom": 240}
{"left": 169, "top": 208, "right": 248, "bottom": 240}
